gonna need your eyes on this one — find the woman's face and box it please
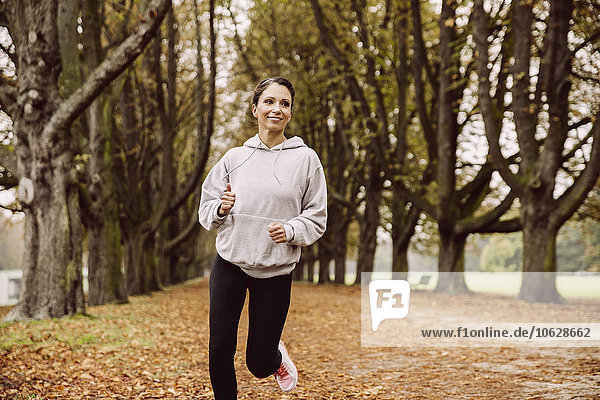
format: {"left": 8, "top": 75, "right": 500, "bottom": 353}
{"left": 252, "top": 83, "right": 292, "bottom": 134}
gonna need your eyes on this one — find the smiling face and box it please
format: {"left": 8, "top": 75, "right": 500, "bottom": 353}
{"left": 252, "top": 83, "right": 293, "bottom": 135}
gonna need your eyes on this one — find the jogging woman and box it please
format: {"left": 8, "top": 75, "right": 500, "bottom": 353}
{"left": 198, "top": 77, "right": 327, "bottom": 398}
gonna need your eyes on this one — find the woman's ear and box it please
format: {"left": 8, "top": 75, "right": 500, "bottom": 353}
{"left": 251, "top": 104, "right": 257, "bottom": 118}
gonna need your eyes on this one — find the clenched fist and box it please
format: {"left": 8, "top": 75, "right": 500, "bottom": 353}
{"left": 218, "top": 183, "right": 236, "bottom": 216}
{"left": 268, "top": 222, "right": 287, "bottom": 244}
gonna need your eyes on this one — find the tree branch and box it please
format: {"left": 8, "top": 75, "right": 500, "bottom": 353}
{"left": 568, "top": 117, "right": 592, "bottom": 132}
{"left": 562, "top": 127, "right": 594, "bottom": 162}
{"left": 456, "top": 189, "right": 517, "bottom": 234}
{"left": 388, "top": 178, "right": 438, "bottom": 220}
{"left": 409, "top": 0, "right": 437, "bottom": 89}
{"left": 552, "top": 117, "right": 600, "bottom": 227}
{"left": 41, "top": 0, "right": 171, "bottom": 144}
{"left": 166, "top": 0, "right": 215, "bottom": 215}
{"left": 226, "top": 0, "right": 259, "bottom": 83}
{"left": 164, "top": 193, "right": 201, "bottom": 252}
{"left": 410, "top": 0, "right": 437, "bottom": 161}
{"left": 309, "top": 0, "right": 371, "bottom": 120}
{"left": 473, "top": 0, "right": 521, "bottom": 191}
{"left": 473, "top": 217, "right": 521, "bottom": 233}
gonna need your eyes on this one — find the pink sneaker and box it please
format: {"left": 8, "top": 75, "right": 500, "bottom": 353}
{"left": 274, "top": 340, "right": 298, "bottom": 392}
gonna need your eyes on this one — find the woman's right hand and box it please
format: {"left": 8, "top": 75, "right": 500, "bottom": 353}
{"left": 218, "top": 183, "right": 236, "bottom": 216}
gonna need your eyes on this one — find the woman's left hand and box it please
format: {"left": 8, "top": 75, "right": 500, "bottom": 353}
{"left": 268, "top": 222, "right": 287, "bottom": 244}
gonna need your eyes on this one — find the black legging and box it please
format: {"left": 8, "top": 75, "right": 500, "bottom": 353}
{"left": 209, "top": 253, "right": 292, "bottom": 399}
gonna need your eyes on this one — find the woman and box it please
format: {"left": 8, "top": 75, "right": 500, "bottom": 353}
{"left": 198, "top": 77, "right": 327, "bottom": 398}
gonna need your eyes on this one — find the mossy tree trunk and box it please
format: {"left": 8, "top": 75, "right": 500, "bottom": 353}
{"left": 82, "top": 0, "right": 127, "bottom": 305}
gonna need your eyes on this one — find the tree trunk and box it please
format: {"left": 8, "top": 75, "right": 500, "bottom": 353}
{"left": 391, "top": 198, "right": 419, "bottom": 279}
{"left": 125, "top": 230, "right": 146, "bottom": 296}
{"left": 434, "top": 230, "right": 468, "bottom": 293}
{"left": 292, "top": 261, "right": 305, "bottom": 281}
{"left": 2, "top": 0, "right": 170, "bottom": 320}
{"left": 317, "top": 244, "right": 332, "bottom": 284}
{"left": 333, "top": 209, "right": 349, "bottom": 284}
{"left": 354, "top": 149, "right": 382, "bottom": 285}
{"left": 83, "top": 0, "right": 127, "bottom": 306}
{"left": 307, "top": 258, "right": 315, "bottom": 283}
{"left": 302, "top": 244, "right": 317, "bottom": 283}
{"left": 3, "top": 2, "right": 86, "bottom": 322}
{"left": 517, "top": 197, "right": 564, "bottom": 303}
{"left": 5, "top": 160, "right": 86, "bottom": 321}
{"left": 392, "top": 240, "right": 409, "bottom": 279}
{"left": 85, "top": 88, "right": 127, "bottom": 306}
{"left": 146, "top": 236, "right": 163, "bottom": 292}
{"left": 323, "top": 201, "right": 349, "bottom": 285}
{"left": 355, "top": 211, "right": 380, "bottom": 284}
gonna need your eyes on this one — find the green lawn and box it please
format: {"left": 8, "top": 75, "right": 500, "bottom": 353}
{"left": 465, "top": 272, "right": 600, "bottom": 299}
{"left": 356, "top": 271, "right": 600, "bottom": 300}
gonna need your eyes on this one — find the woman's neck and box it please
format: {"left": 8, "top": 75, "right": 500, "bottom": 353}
{"left": 258, "top": 130, "right": 287, "bottom": 149}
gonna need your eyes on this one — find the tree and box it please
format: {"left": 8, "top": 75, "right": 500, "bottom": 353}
{"left": 112, "top": 0, "right": 217, "bottom": 296}
{"left": 81, "top": 0, "right": 127, "bottom": 305}
{"left": 474, "top": 0, "right": 600, "bottom": 302}
{"left": 309, "top": 0, "right": 391, "bottom": 284}
{"left": 1, "top": 0, "right": 171, "bottom": 322}
{"left": 370, "top": 0, "right": 520, "bottom": 293}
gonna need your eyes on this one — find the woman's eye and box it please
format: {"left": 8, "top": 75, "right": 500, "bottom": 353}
{"left": 265, "top": 99, "right": 273, "bottom": 104}
{"left": 282, "top": 101, "right": 290, "bottom": 107}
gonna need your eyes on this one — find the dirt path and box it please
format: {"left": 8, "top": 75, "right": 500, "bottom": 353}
{"left": 1, "top": 279, "right": 599, "bottom": 399}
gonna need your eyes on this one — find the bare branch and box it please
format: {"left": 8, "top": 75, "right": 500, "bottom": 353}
{"left": 409, "top": 0, "right": 437, "bottom": 90}
{"left": 473, "top": 217, "right": 521, "bottom": 233}
{"left": 553, "top": 117, "right": 600, "bottom": 227}
{"left": 166, "top": 0, "right": 215, "bottom": 215}
{"left": 473, "top": 0, "right": 521, "bottom": 190}
{"left": 164, "top": 194, "right": 201, "bottom": 252}
{"left": 410, "top": 0, "right": 437, "bottom": 160}
{"left": 225, "top": 0, "right": 259, "bottom": 83}
{"left": 562, "top": 127, "right": 594, "bottom": 162}
{"left": 456, "top": 190, "right": 518, "bottom": 234}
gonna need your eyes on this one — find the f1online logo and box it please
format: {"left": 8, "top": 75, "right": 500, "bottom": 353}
{"left": 369, "top": 280, "right": 411, "bottom": 331}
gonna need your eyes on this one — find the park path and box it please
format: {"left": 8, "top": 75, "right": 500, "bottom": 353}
{"left": 1, "top": 279, "right": 599, "bottom": 399}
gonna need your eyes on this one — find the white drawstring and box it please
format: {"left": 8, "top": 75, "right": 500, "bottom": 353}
{"left": 223, "top": 136, "right": 286, "bottom": 184}
{"left": 222, "top": 140, "right": 261, "bottom": 181}
{"left": 272, "top": 141, "right": 285, "bottom": 185}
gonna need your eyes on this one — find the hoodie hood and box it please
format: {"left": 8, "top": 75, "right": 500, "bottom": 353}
{"left": 224, "top": 134, "right": 307, "bottom": 184}
{"left": 243, "top": 133, "right": 307, "bottom": 150}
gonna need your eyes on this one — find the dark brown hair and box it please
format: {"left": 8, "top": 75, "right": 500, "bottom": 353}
{"left": 252, "top": 77, "right": 295, "bottom": 109}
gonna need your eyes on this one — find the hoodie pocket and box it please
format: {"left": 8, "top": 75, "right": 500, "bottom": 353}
{"left": 216, "top": 213, "right": 296, "bottom": 269}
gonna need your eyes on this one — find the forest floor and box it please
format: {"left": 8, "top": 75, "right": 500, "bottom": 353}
{"left": 1, "top": 278, "right": 599, "bottom": 399}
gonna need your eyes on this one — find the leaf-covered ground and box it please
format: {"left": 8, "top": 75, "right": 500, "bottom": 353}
{"left": 1, "top": 279, "right": 599, "bottom": 399}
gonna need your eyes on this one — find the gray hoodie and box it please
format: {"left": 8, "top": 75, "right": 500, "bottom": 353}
{"left": 198, "top": 134, "right": 327, "bottom": 278}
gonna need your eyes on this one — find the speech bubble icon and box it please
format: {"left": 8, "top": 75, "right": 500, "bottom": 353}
{"left": 369, "top": 280, "right": 410, "bottom": 331}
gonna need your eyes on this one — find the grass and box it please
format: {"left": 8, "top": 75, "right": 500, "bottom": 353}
{"left": 0, "top": 309, "right": 141, "bottom": 352}
{"left": 465, "top": 272, "right": 600, "bottom": 299}
{"left": 358, "top": 271, "right": 600, "bottom": 299}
